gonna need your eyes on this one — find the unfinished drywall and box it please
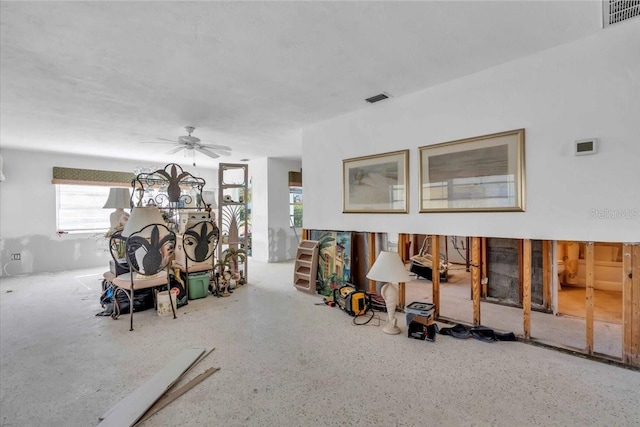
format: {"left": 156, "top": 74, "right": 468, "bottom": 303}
{"left": 301, "top": 21, "right": 640, "bottom": 243}
{"left": 0, "top": 149, "right": 217, "bottom": 276}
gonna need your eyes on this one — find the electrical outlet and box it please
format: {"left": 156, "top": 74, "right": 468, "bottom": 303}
{"left": 11, "top": 253, "right": 21, "bottom": 261}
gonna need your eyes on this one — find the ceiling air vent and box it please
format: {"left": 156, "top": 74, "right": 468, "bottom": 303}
{"left": 365, "top": 93, "right": 391, "bottom": 104}
{"left": 603, "top": 0, "right": 640, "bottom": 27}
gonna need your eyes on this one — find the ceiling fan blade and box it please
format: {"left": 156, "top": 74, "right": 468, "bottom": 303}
{"left": 167, "top": 146, "right": 185, "bottom": 154}
{"left": 201, "top": 143, "right": 232, "bottom": 151}
{"left": 195, "top": 147, "right": 220, "bottom": 159}
{"left": 157, "top": 137, "right": 178, "bottom": 143}
{"left": 140, "top": 141, "right": 178, "bottom": 145}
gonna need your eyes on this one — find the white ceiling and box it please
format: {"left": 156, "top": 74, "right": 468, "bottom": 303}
{"left": 0, "top": 1, "right": 603, "bottom": 168}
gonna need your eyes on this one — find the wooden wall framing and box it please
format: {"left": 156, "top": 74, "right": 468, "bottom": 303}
{"left": 319, "top": 227, "right": 640, "bottom": 368}
{"left": 622, "top": 244, "right": 640, "bottom": 366}
{"left": 471, "top": 236, "right": 481, "bottom": 326}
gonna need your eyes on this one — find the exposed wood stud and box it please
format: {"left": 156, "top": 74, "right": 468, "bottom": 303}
{"left": 542, "top": 240, "right": 552, "bottom": 310}
{"left": 397, "top": 233, "right": 410, "bottom": 309}
{"left": 518, "top": 239, "right": 524, "bottom": 302}
{"left": 471, "top": 236, "right": 481, "bottom": 326}
{"left": 631, "top": 245, "right": 640, "bottom": 366}
{"left": 523, "top": 239, "right": 532, "bottom": 340}
{"left": 622, "top": 244, "right": 633, "bottom": 364}
{"left": 367, "top": 233, "right": 377, "bottom": 293}
{"left": 398, "top": 282, "right": 406, "bottom": 310}
{"left": 585, "top": 242, "right": 595, "bottom": 355}
{"left": 432, "top": 234, "right": 441, "bottom": 318}
{"left": 481, "top": 237, "right": 488, "bottom": 298}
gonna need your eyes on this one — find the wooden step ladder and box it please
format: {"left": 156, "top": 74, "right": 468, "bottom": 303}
{"left": 293, "top": 240, "right": 319, "bottom": 294}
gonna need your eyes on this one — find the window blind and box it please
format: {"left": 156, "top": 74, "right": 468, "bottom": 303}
{"left": 52, "top": 167, "right": 135, "bottom": 187}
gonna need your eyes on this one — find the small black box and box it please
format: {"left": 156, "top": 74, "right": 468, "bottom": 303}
{"left": 109, "top": 259, "right": 129, "bottom": 276}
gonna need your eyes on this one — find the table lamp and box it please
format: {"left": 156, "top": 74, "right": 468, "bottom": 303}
{"left": 122, "top": 206, "right": 166, "bottom": 237}
{"left": 366, "top": 251, "right": 411, "bottom": 334}
{"left": 103, "top": 188, "right": 131, "bottom": 229}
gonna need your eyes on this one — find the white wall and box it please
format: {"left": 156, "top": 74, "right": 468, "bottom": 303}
{"left": 0, "top": 148, "right": 217, "bottom": 275}
{"left": 302, "top": 21, "right": 640, "bottom": 243}
{"left": 249, "top": 158, "right": 269, "bottom": 262}
{"left": 250, "top": 157, "right": 302, "bottom": 262}
{"left": 267, "top": 158, "right": 302, "bottom": 262}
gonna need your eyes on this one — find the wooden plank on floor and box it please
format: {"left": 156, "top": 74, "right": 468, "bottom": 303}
{"left": 622, "top": 244, "right": 632, "bottom": 364}
{"left": 471, "top": 236, "right": 481, "bottom": 326}
{"left": 135, "top": 367, "right": 220, "bottom": 426}
{"left": 99, "top": 347, "right": 206, "bottom": 427}
{"left": 432, "top": 235, "right": 440, "bottom": 318}
{"left": 523, "top": 239, "right": 531, "bottom": 340}
{"left": 585, "top": 242, "right": 594, "bottom": 355}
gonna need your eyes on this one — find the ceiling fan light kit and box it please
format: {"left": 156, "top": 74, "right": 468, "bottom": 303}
{"left": 140, "top": 126, "right": 232, "bottom": 162}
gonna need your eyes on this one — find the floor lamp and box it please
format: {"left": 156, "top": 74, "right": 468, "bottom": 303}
{"left": 366, "top": 251, "right": 411, "bottom": 334}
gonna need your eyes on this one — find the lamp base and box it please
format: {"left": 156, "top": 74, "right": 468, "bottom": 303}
{"left": 109, "top": 208, "right": 129, "bottom": 229}
{"left": 383, "top": 322, "right": 402, "bottom": 335}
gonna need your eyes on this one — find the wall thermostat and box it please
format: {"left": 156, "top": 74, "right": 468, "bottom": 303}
{"left": 575, "top": 138, "right": 597, "bottom": 156}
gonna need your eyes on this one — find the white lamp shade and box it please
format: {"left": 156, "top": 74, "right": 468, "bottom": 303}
{"left": 122, "top": 206, "right": 165, "bottom": 237}
{"left": 366, "top": 251, "right": 411, "bottom": 283}
{"left": 103, "top": 188, "right": 131, "bottom": 209}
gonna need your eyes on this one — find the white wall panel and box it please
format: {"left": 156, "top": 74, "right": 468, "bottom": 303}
{"left": 302, "top": 22, "right": 640, "bottom": 242}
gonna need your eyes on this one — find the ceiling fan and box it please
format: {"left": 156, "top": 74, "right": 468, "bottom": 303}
{"left": 141, "top": 126, "right": 232, "bottom": 160}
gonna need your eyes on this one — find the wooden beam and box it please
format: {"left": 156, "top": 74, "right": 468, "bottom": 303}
{"left": 585, "top": 242, "right": 595, "bottom": 355}
{"left": 398, "top": 282, "right": 406, "bottom": 310}
{"left": 432, "top": 234, "right": 441, "bottom": 318}
{"left": 471, "top": 236, "right": 481, "bottom": 326}
{"left": 622, "top": 244, "right": 633, "bottom": 364}
{"left": 518, "top": 239, "right": 524, "bottom": 303}
{"left": 397, "top": 233, "right": 409, "bottom": 309}
{"left": 367, "top": 233, "right": 376, "bottom": 293}
{"left": 542, "top": 240, "right": 552, "bottom": 310}
{"left": 412, "top": 234, "right": 420, "bottom": 257}
{"left": 481, "top": 237, "right": 488, "bottom": 298}
{"left": 523, "top": 239, "right": 531, "bottom": 340}
{"left": 632, "top": 245, "right": 640, "bottom": 367}
{"left": 398, "top": 233, "right": 409, "bottom": 262}
{"left": 625, "top": 244, "right": 640, "bottom": 367}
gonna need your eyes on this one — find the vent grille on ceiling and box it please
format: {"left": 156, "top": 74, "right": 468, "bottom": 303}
{"left": 365, "top": 93, "right": 390, "bottom": 103}
{"left": 603, "top": 0, "right": 640, "bottom": 27}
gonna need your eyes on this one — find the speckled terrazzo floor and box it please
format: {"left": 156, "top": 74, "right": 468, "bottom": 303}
{"left": 1, "top": 260, "right": 639, "bottom": 427}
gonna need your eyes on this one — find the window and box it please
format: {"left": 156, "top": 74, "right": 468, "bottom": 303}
{"left": 289, "top": 186, "right": 303, "bottom": 228}
{"left": 56, "top": 185, "right": 112, "bottom": 233}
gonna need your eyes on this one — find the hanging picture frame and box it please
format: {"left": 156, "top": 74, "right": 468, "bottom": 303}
{"left": 343, "top": 149, "right": 409, "bottom": 213}
{"left": 419, "top": 129, "right": 525, "bottom": 212}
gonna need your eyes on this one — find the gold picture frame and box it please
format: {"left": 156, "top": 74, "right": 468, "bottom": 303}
{"left": 419, "top": 129, "right": 525, "bottom": 212}
{"left": 343, "top": 149, "right": 409, "bottom": 213}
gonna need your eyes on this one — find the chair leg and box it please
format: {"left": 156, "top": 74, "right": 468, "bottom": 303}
{"left": 130, "top": 287, "right": 134, "bottom": 331}
{"left": 167, "top": 267, "right": 177, "bottom": 319}
{"left": 129, "top": 277, "right": 135, "bottom": 331}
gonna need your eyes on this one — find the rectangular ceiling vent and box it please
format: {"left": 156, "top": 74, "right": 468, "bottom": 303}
{"left": 603, "top": 0, "right": 640, "bottom": 27}
{"left": 365, "top": 93, "right": 390, "bottom": 104}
